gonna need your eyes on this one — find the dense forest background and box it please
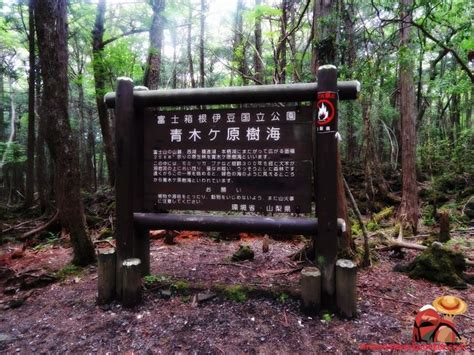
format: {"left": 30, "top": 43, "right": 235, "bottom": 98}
{"left": 0, "top": 0, "right": 473, "bottom": 265}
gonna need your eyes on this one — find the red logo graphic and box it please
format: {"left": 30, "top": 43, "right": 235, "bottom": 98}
{"left": 316, "top": 99, "right": 335, "bottom": 126}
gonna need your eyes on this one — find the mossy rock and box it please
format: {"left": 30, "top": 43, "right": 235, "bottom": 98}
{"left": 231, "top": 245, "right": 254, "bottom": 262}
{"left": 401, "top": 243, "right": 467, "bottom": 288}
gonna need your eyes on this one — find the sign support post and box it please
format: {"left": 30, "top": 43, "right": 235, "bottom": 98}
{"left": 115, "top": 77, "right": 136, "bottom": 299}
{"left": 314, "top": 65, "right": 339, "bottom": 310}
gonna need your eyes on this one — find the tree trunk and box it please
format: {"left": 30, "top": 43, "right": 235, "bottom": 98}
{"left": 342, "top": 0, "right": 356, "bottom": 166}
{"left": 35, "top": 69, "right": 49, "bottom": 213}
{"left": 233, "top": 0, "right": 248, "bottom": 85}
{"left": 311, "top": 0, "right": 337, "bottom": 75}
{"left": 171, "top": 26, "right": 178, "bottom": 89}
{"left": 92, "top": 0, "right": 116, "bottom": 187}
{"left": 254, "top": 0, "right": 263, "bottom": 84}
{"left": 199, "top": 0, "right": 206, "bottom": 88}
{"left": 0, "top": 65, "right": 4, "bottom": 142}
{"left": 187, "top": 3, "right": 196, "bottom": 88}
{"left": 311, "top": 0, "right": 351, "bottom": 252}
{"left": 85, "top": 107, "right": 95, "bottom": 190}
{"left": 398, "top": 0, "right": 419, "bottom": 234}
{"left": 76, "top": 78, "right": 87, "bottom": 188}
{"left": 143, "top": 0, "right": 165, "bottom": 90}
{"left": 24, "top": 0, "right": 36, "bottom": 208}
{"left": 274, "top": 0, "right": 288, "bottom": 83}
{"left": 34, "top": 0, "right": 95, "bottom": 266}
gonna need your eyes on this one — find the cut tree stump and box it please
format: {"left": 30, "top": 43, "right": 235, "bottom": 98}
{"left": 439, "top": 211, "right": 450, "bottom": 243}
{"left": 97, "top": 248, "right": 116, "bottom": 305}
{"left": 300, "top": 267, "right": 321, "bottom": 315}
{"left": 122, "top": 258, "right": 142, "bottom": 307}
{"left": 336, "top": 259, "right": 357, "bottom": 318}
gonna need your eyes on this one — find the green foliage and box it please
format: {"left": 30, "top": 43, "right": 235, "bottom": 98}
{"left": 321, "top": 312, "right": 332, "bottom": 322}
{"left": 366, "top": 221, "right": 380, "bottom": 232}
{"left": 277, "top": 292, "right": 289, "bottom": 303}
{"left": 143, "top": 274, "right": 170, "bottom": 285}
{"left": 55, "top": 264, "right": 84, "bottom": 280}
{"left": 171, "top": 280, "right": 190, "bottom": 293}
{"left": 33, "top": 232, "right": 60, "bottom": 251}
{"left": 222, "top": 285, "right": 247, "bottom": 302}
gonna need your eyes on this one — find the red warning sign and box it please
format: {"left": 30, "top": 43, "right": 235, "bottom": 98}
{"left": 316, "top": 92, "right": 336, "bottom": 126}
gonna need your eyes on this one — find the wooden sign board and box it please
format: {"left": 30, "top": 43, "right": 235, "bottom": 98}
{"left": 143, "top": 106, "right": 313, "bottom": 214}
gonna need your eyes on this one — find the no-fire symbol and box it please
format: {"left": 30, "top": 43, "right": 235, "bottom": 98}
{"left": 316, "top": 99, "right": 335, "bottom": 125}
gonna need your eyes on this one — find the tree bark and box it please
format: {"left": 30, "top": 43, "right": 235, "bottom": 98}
{"left": 143, "top": 0, "right": 165, "bottom": 90}
{"left": 92, "top": 0, "right": 116, "bottom": 187}
{"left": 254, "top": 0, "right": 263, "bottom": 84}
{"left": 35, "top": 69, "right": 49, "bottom": 213}
{"left": 34, "top": 0, "right": 95, "bottom": 266}
{"left": 398, "top": 0, "right": 419, "bottom": 234}
{"left": 0, "top": 65, "right": 4, "bottom": 142}
{"left": 24, "top": 0, "right": 36, "bottom": 208}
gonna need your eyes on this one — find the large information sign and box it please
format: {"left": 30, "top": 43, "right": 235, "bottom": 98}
{"left": 143, "top": 106, "right": 313, "bottom": 213}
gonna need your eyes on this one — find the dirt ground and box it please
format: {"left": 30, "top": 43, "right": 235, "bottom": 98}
{"left": 0, "top": 234, "right": 473, "bottom": 353}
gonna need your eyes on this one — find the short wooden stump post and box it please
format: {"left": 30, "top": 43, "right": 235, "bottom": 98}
{"left": 97, "top": 248, "right": 116, "bottom": 305}
{"left": 300, "top": 267, "right": 321, "bottom": 315}
{"left": 122, "top": 258, "right": 142, "bottom": 307}
{"left": 336, "top": 259, "right": 357, "bottom": 318}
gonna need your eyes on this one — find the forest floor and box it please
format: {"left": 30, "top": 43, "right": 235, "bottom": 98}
{"left": 0, "top": 231, "right": 473, "bottom": 353}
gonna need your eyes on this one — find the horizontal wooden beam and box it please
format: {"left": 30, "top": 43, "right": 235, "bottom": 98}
{"left": 105, "top": 81, "right": 360, "bottom": 108}
{"left": 133, "top": 213, "right": 346, "bottom": 235}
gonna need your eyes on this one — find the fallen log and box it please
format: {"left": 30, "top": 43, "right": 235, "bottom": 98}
{"left": 379, "top": 240, "right": 474, "bottom": 266}
{"left": 19, "top": 210, "right": 59, "bottom": 240}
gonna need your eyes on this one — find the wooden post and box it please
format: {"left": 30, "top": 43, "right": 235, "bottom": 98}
{"left": 300, "top": 267, "right": 321, "bottom": 315}
{"left": 115, "top": 77, "right": 135, "bottom": 299}
{"left": 132, "top": 86, "right": 149, "bottom": 276}
{"left": 314, "top": 65, "right": 338, "bottom": 309}
{"left": 97, "top": 248, "right": 116, "bottom": 305}
{"left": 438, "top": 211, "right": 450, "bottom": 243}
{"left": 336, "top": 259, "right": 357, "bottom": 318}
{"left": 122, "top": 258, "right": 142, "bottom": 307}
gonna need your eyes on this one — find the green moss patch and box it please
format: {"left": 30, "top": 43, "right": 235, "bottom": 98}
{"left": 231, "top": 245, "right": 254, "bottom": 262}
{"left": 398, "top": 243, "right": 467, "bottom": 288}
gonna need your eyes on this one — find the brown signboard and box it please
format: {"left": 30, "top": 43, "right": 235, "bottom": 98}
{"left": 143, "top": 106, "right": 313, "bottom": 213}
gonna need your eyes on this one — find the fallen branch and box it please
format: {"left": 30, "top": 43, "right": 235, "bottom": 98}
{"left": 19, "top": 210, "right": 59, "bottom": 240}
{"left": 344, "top": 177, "right": 370, "bottom": 267}
{"left": 2, "top": 218, "right": 40, "bottom": 235}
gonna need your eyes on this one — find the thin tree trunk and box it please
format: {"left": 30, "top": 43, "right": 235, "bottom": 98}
{"left": 144, "top": 0, "right": 165, "bottom": 90}
{"left": 199, "top": 0, "right": 206, "bottom": 88}
{"left": 24, "top": 0, "right": 36, "bottom": 207}
{"left": 35, "top": 69, "right": 49, "bottom": 213}
{"left": 34, "top": 0, "right": 95, "bottom": 266}
{"left": 233, "top": 0, "right": 248, "bottom": 85}
{"left": 254, "top": 0, "right": 263, "bottom": 84}
{"left": 343, "top": 0, "right": 356, "bottom": 166}
{"left": 275, "top": 0, "right": 288, "bottom": 83}
{"left": 171, "top": 26, "right": 177, "bottom": 89}
{"left": 186, "top": 3, "right": 196, "bottom": 88}
{"left": 398, "top": 0, "right": 419, "bottom": 234}
{"left": 92, "top": 0, "right": 116, "bottom": 187}
{"left": 0, "top": 65, "right": 4, "bottom": 142}
{"left": 85, "top": 107, "right": 95, "bottom": 191}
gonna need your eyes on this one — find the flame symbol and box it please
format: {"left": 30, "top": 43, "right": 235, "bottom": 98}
{"left": 318, "top": 103, "right": 329, "bottom": 121}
